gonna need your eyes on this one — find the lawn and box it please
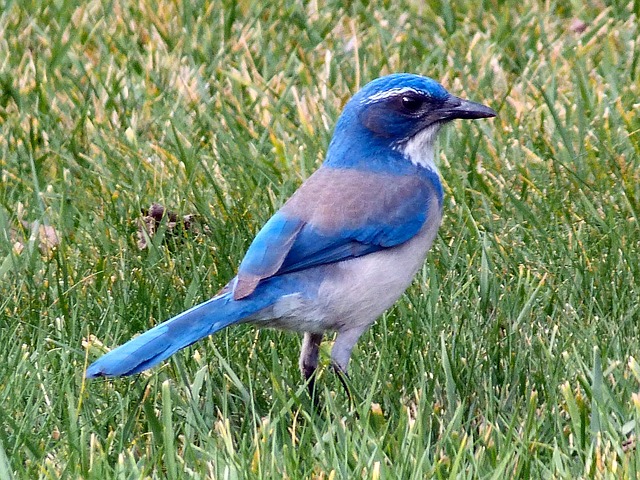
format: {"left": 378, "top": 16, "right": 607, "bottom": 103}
{"left": 1, "top": 0, "right": 640, "bottom": 478}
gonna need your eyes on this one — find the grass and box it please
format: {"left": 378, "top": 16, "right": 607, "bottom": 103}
{"left": 1, "top": 0, "right": 640, "bottom": 477}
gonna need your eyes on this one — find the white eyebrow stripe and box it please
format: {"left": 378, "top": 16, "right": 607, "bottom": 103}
{"left": 362, "top": 87, "right": 425, "bottom": 104}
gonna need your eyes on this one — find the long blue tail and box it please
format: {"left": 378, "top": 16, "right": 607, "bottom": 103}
{"left": 86, "top": 290, "right": 268, "bottom": 378}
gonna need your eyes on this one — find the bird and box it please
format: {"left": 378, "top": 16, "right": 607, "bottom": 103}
{"left": 86, "top": 73, "right": 496, "bottom": 398}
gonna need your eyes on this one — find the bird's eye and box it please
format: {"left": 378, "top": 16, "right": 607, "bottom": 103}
{"left": 400, "top": 95, "right": 424, "bottom": 113}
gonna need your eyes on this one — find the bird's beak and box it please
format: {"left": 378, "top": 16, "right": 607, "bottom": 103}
{"left": 429, "top": 95, "right": 497, "bottom": 123}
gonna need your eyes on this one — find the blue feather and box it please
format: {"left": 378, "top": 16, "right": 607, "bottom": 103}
{"left": 233, "top": 166, "right": 437, "bottom": 297}
{"left": 86, "top": 288, "right": 280, "bottom": 377}
{"left": 236, "top": 212, "right": 304, "bottom": 280}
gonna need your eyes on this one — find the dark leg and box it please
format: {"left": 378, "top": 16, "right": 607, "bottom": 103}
{"left": 299, "top": 332, "right": 323, "bottom": 404}
{"left": 331, "top": 362, "right": 353, "bottom": 404}
{"left": 331, "top": 326, "right": 368, "bottom": 404}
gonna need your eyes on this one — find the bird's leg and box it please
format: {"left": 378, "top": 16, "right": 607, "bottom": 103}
{"left": 331, "top": 326, "right": 368, "bottom": 405}
{"left": 299, "top": 332, "right": 323, "bottom": 405}
{"left": 332, "top": 362, "right": 352, "bottom": 405}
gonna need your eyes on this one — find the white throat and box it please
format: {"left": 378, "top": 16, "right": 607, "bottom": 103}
{"left": 398, "top": 124, "right": 443, "bottom": 170}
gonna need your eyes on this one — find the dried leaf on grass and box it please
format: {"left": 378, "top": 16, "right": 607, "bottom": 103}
{"left": 137, "top": 203, "right": 204, "bottom": 249}
{"left": 8, "top": 213, "right": 61, "bottom": 257}
{"left": 569, "top": 18, "right": 587, "bottom": 34}
{"left": 21, "top": 220, "right": 60, "bottom": 254}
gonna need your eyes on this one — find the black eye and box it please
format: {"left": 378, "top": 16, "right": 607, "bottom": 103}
{"left": 400, "top": 95, "right": 424, "bottom": 113}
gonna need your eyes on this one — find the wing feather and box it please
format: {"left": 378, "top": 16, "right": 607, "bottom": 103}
{"left": 233, "top": 167, "right": 438, "bottom": 299}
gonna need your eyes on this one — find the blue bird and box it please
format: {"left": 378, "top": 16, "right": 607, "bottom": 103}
{"left": 86, "top": 73, "right": 495, "bottom": 396}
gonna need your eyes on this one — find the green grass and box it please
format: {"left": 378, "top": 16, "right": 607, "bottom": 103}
{"left": 1, "top": 0, "right": 640, "bottom": 477}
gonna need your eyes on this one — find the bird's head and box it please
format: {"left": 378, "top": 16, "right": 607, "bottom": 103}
{"left": 326, "top": 73, "right": 496, "bottom": 171}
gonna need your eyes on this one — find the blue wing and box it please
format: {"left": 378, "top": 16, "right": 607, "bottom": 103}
{"left": 233, "top": 167, "right": 439, "bottom": 299}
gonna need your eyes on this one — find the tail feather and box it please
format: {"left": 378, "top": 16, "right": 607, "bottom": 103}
{"left": 86, "top": 291, "right": 265, "bottom": 378}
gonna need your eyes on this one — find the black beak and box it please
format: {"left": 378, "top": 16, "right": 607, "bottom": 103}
{"left": 428, "top": 95, "right": 496, "bottom": 124}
